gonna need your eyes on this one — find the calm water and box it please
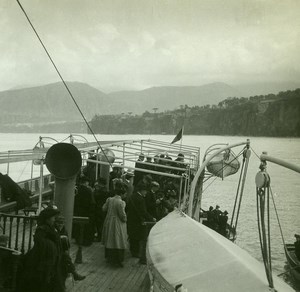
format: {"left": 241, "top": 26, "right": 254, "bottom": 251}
{"left": 0, "top": 133, "right": 299, "bottom": 289}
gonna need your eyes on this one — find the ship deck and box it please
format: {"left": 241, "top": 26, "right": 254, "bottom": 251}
{"left": 66, "top": 241, "right": 150, "bottom": 292}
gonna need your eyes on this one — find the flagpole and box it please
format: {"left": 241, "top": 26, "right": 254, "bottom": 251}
{"left": 180, "top": 125, "right": 184, "bottom": 152}
{"left": 180, "top": 106, "right": 187, "bottom": 152}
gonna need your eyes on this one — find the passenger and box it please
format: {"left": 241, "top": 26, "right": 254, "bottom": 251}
{"left": 73, "top": 176, "right": 95, "bottom": 246}
{"left": 135, "top": 173, "right": 153, "bottom": 191}
{"left": 211, "top": 205, "right": 222, "bottom": 231}
{"left": 102, "top": 179, "right": 128, "bottom": 267}
{"left": 152, "top": 155, "right": 161, "bottom": 181}
{"left": 156, "top": 190, "right": 173, "bottom": 220}
{"left": 206, "top": 206, "right": 214, "bottom": 228}
{"left": 174, "top": 153, "right": 187, "bottom": 175}
{"left": 93, "top": 177, "right": 109, "bottom": 241}
{"left": 17, "top": 207, "right": 65, "bottom": 292}
{"left": 163, "top": 189, "right": 178, "bottom": 213}
{"left": 122, "top": 170, "right": 135, "bottom": 200}
{"left": 295, "top": 234, "right": 300, "bottom": 261}
{"left": 82, "top": 153, "right": 100, "bottom": 187}
{"left": 144, "top": 156, "right": 153, "bottom": 170}
{"left": 145, "top": 181, "right": 160, "bottom": 219}
{"left": 219, "top": 210, "right": 229, "bottom": 237}
{"left": 133, "top": 153, "right": 145, "bottom": 186}
{"left": 54, "top": 216, "right": 86, "bottom": 282}
{"left": 127, "top": 183, "right": 156, "bottom": 264}
{"left": 109, "top": 166, "right": 122, "bottom": 191}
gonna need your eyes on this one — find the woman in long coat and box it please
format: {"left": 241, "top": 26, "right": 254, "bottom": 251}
{"left": 17, "top": 207, "right": 65, "bottom": 292}
{"left": 102, "top": 179, "right": 127, "bottom": 267}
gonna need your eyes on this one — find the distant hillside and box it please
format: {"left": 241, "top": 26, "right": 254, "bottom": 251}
{"left": 0, "top": 82, "right": 106, "bottom": 124}
{"left": 107, "top": 82, "right": 241, "bottom": 114}
{"left": 1, "top": 80, "right": 300, "bottom": 133}
{"left": 90, "top": 89, "right": 300, "bottom": 137}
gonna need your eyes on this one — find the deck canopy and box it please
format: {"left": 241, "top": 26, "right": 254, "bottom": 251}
{"left": 147, "top": 211, "right": 294, "bottom": 292}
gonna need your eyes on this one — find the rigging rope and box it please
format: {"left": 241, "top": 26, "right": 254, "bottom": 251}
{"left": 233, "top": 148, "right": 250, "bottom": 231}
{"left": 256, "top": 162, "right": 274, "bottom": 289}
{"left": 270, "top": 187, "right": 286, "bottom": 247}
{"left": 230, "top": 155, "right": 245, "bottom": 229}
{"left": 16, "top": 0, "right": 113, "bottom": 169}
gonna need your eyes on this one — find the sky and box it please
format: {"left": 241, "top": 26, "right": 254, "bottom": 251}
{"left": 0, "top": 0, "right": 299, "bottom": 93}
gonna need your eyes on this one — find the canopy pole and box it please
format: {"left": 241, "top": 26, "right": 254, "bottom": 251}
{"left": 38, "top": 160, "right": 44, "bottom": 214}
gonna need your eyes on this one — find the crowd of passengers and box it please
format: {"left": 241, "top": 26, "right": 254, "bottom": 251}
{"left": 72, "top": 152, "right": 189, "bottom": 266}
{"left": 202, "top": 205, "right": 229, "bottom": 237}
{"left": 15, "top": 152, "right": 188, "bottom": 291}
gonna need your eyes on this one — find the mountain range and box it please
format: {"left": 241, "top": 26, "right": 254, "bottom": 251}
{"left": 0, "top": 81, "right": 299, "bottom": 131}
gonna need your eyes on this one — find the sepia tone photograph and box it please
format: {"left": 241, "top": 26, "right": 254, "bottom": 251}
{"left": 0, "top": 1, "right": 299, "bottom": 291}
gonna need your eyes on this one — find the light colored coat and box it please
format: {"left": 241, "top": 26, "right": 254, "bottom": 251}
{"left": 102, "top": 195, "right": 127, "bottom": 249}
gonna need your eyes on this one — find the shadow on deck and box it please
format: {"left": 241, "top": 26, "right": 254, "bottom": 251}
{"left": 66, "top": 241, "right": 150, "bottom": 292}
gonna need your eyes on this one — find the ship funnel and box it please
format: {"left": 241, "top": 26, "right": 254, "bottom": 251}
{"left": 45, "top": 143, "right": 82, "bottom": 180}
{"left": 45, "top": 143, "right": 82, "bottom": 236}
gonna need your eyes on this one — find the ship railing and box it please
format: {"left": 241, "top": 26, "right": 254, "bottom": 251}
{"left": 0, "top": 213, "right": 89, "bottom": 291}
{"left": 0, "top": 213, "right": 37, "bottom": 254}
{"left": 0, "top": 212, "right": 89, "bottom": 257}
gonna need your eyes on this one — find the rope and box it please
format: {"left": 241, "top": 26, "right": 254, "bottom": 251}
{"left": 17, "top": 160, "right": 30, "bottom": 182}
{"left": 16, "top": 0, "right": 113, "bottom": 169}
{"left": 230, "top": 157, "right": 245, "bottom": 228}
{"left": 234, "top": 150, "right": 250, "bottom": 231}
{"left": 267, "top": 187, "right": 274, "bottom": 288}
{"left": 270, "top": 187, "right": 286, "bottom": 246}
{"left": 250, "top": 146, "right": 261, "bottom": 160}
{"left": 256, "top": 178, "right": 274, "bottom": 288}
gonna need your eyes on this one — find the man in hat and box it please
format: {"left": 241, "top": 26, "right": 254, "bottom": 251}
{"left": 127, "top": 183, "right": 156, "bottom": 264}
{"left": 219, "top": 210, "right": 229, "bottom": 237}
{"left": 145, "top": 181, "right": 160, "bottom": 219}
{"left": 136, "top": 173, "right": 153, "bottom": 191}
{"left": 133, "top": 153, "right": 145, "bottom": 186}
{"left": 123, "top": 170, "right": 135, "bottom": 198}
{"left": 73, "top": 176, "right": 95, "bottom": 246}
{"left": 17, "top": 207, "right": 65, "bottom": 292}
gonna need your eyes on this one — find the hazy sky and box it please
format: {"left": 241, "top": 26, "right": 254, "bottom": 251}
{"left": 0, "top": 0, "right": 299, "bottom": 92}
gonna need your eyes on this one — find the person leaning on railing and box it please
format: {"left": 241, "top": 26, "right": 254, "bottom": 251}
{"left": 16, "top": 207, "right": 65, "bottom": 292}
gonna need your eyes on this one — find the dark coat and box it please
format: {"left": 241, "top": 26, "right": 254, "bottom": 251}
{"left": 145, "top": 190, "right": 157, "bottom": 219}
{"left": 73, "top": 184, "right": 95, "bottom": 246}
{"left": 133, "top": 160, "right": 145, "bottom": 186}
{"left": 127, "top": 192, "right": 154, "bottom": 241}
{"left": 17, "top": 223, "right": 64, "bottom": 292}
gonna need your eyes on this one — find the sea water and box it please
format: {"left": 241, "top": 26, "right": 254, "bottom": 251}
{"left": 0, "top": 133, "right": 299, "bottom": 289}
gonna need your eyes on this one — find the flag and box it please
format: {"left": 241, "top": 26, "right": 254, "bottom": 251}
{"left": 171, "top": 128, "right": 183, "bottom": 144}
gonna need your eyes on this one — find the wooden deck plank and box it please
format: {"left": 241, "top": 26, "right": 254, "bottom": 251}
{"left": 66, "top": 241, "right": 149, "bottom": 292}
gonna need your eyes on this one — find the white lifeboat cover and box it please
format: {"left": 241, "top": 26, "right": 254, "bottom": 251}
{"left": 147, "top": 210, "right": 293, "bottom": 292}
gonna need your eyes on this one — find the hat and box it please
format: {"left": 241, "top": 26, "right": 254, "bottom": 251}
{"left": 151, "top": 181, "right": 160, "bottom": 187}
{"left": 224, "top": 210, "right": 228, "bottom": 215}
{"left": 39, "top": 207, "right": 60, "bottom": 220}
{"left": 125, "top": 170, "right": 135, "bottom": 177}
{"left": 216, "top": 205, "right": 220, "bottom": 209}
